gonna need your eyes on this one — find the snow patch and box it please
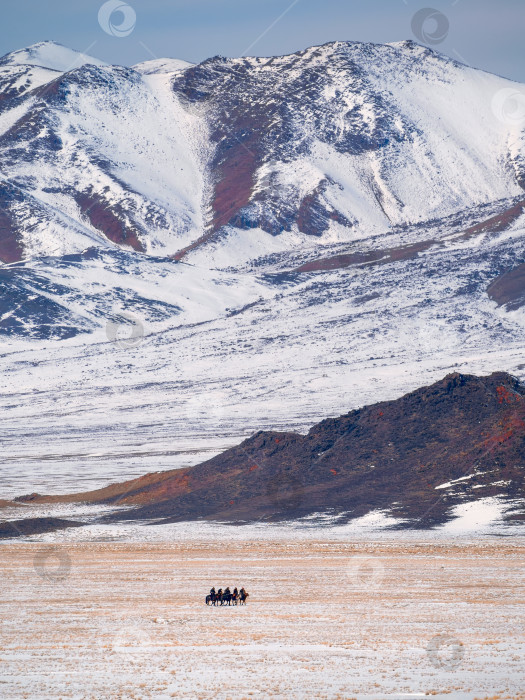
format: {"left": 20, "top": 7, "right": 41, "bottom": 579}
{"left": 439, "top": 497, "right": 514, "bottom": 532}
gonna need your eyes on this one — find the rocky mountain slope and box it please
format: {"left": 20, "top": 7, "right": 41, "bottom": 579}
{"left": 1, "top": 40, "right": 525, "bottom": 499}
{"left": 1, "top": 40, "right": 524, "bottom": 265}
{"left": 10, "top": 372, "right": 524, "bottom": 531}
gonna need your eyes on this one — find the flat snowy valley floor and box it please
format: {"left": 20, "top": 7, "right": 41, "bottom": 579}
{"left": 1, "top": 532, "right": 524, "bottom": 699}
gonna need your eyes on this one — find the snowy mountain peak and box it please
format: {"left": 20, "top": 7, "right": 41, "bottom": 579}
{"left": 264, "top": 38, "right": 445, "bottom": 68}
{"left": 0, "top": 39, "right": 524, "bottom": 268}
{"left": 0, "top": 41, "right": 106, "bottom": 72}
{"left": 133, "top": 57, "right": 194, "bottom": 75}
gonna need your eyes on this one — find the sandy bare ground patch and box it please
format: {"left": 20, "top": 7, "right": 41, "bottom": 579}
{"left": 0, "top": 538, "right": 524, "bottom": 699}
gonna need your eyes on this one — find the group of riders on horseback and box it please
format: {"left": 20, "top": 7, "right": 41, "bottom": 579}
{"left": 206, "top": 586, "right": 249, "bottom": 606}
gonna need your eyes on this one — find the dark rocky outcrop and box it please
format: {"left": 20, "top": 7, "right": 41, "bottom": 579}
{"left": 0, "top": 517, "right": 83, "bottom": 538}
{"left": 21, "top": 371, "right": 525, "bottom": 529}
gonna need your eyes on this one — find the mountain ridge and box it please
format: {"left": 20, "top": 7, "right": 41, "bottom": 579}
{"left": 1, "top": 38, "right": 524, "bottom": 265}
{"left": 11, "top": 371, "right": 524, "bottom": 530}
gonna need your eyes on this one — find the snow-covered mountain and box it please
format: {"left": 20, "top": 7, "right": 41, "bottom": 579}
{"left": 0, "top": 41, "right": 206, "bottom": 262}
{"left": 0, "top": 40, "right": 524, "bottom": 499}
{"left": 1, "top": 39, "right": 524, "bottom": 264}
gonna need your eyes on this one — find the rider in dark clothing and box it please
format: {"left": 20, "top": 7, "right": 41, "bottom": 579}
{"left": 210, "top": 587, "right": 216, "bottom": 597}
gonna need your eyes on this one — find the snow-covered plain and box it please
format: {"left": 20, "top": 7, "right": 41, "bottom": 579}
{"left": 1, "top": 536, "right": 523, "bottom": 698}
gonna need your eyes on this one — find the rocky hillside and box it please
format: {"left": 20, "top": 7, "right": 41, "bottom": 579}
{"left": 14, "top": 371, "right": 524, "bottom": 529}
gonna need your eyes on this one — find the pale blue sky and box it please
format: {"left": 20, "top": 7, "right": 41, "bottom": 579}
{"left": 1, "top": 0, "right": 524, "bottom": 82}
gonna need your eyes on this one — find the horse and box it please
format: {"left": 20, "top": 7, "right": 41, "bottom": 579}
{"left": 206, "top": 592, "right": 228, "bottom": 606}
{"left": 206, "top": 591, "right": 230, "bottom": 605}
{"left": 205, "top": 589, "right": 248, "bottom": 605}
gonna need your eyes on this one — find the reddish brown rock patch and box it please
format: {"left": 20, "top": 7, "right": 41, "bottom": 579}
{"left": 294, "top": 240, "right": 435, "bottom": 274}
{"left": 0, "top": 182, "right": 25, "bottom": 262}
{"left": 75, "top": 190, "right": 145, "bottom": 252}
{"left": 173, "top": 141, "right": 258, "bottom": 261}
{"left": 487, "top": 262, "right": 525, "bottom": 310}
{"left": 0, "top": 208, "right": 24, "bottom": 262}
{"left": 460, "top": 199, "right": 525, "bottom": 241}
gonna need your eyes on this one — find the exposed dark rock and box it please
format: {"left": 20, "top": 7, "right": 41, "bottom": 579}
{"left": 460, "top": 200, "right": 525, "bottom": 241}
{"left": 293, "top": 240, "right": 436, "bottom": 274}
{"left": 74, "top": 189, "right": 146, "bottom": 252}
{"left": 0, "top": 181, "right": 25, "bottom": 262}
{"left": 0, "top": 517, "right": 83, "bottom": 539}
{"left": 26, "top": 371, "right": 525, "bottom": 528}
